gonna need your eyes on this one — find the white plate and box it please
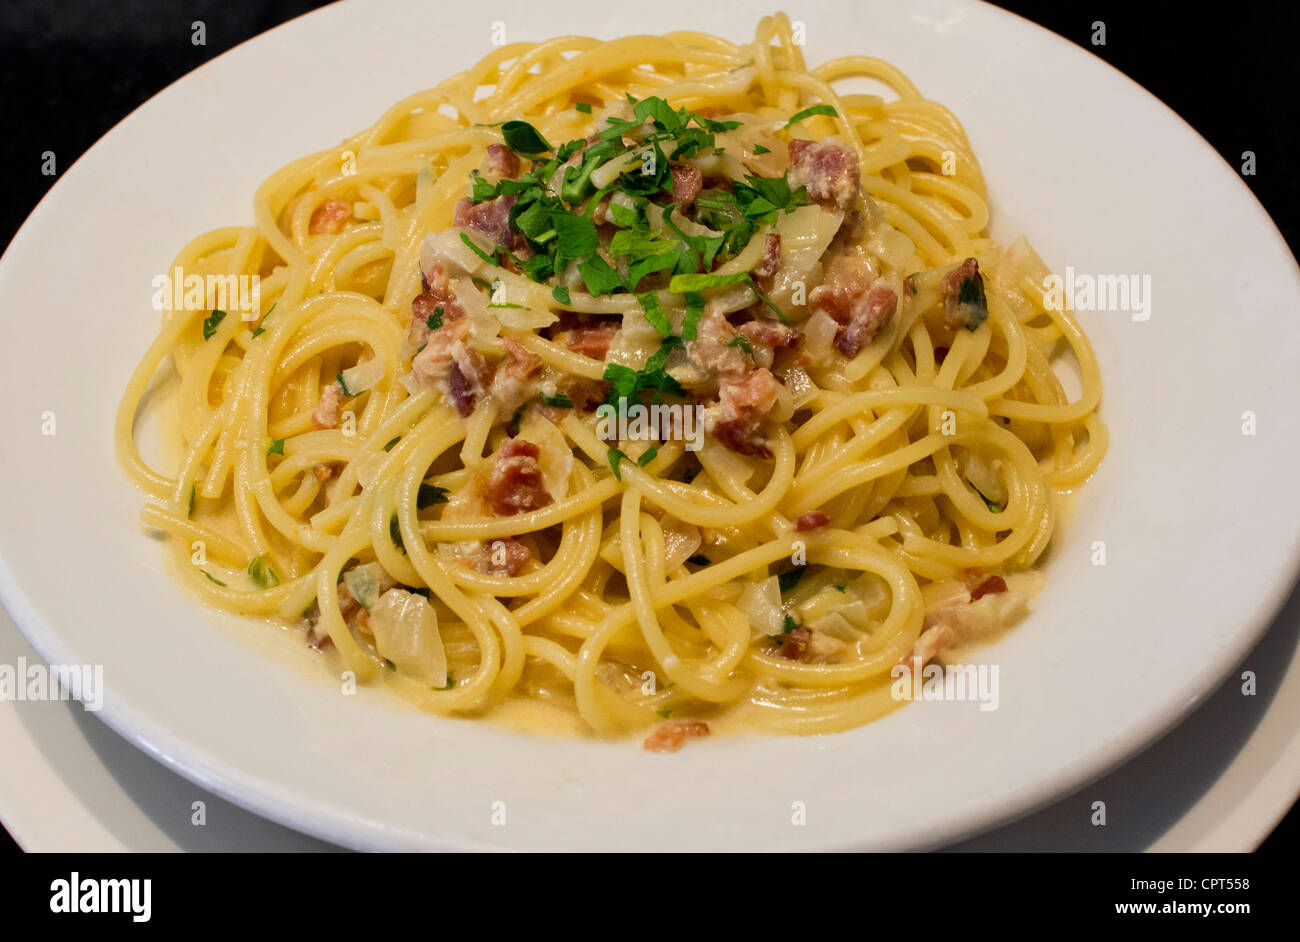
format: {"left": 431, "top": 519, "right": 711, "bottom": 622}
{"left": 1, "top": 0, "right": 1297, "bottom": 851}
{"left": 5, "top": 582, "right": 1300, "bottom": 852}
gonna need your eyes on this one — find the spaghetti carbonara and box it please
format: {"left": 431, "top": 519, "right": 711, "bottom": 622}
{"left": 116, "top": 13, "right": 1106, "bottom": 748}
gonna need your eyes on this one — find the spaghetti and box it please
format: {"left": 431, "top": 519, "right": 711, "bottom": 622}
{"left": 116, "top": 13, "right": 1106, "bottom": 742}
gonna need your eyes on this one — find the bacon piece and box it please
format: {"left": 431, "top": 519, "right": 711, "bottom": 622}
{"left": 642, "top": 719, "right": 710, "bottom": 753}
{"left": 810, "top": 256, "right": 897, "bottom": 356}
{"left": 407, "top": 264, "right": 468, "bottom": 351}
{"left": 411, "top": 319, "right": 470, "bottom": 386}
{"left": 555, "top": 375, "right": 610, "bottom": 412}
{"left": 788, "top": 138, "right": 860, "bottom": 210}
{"left": 491, "top": 338, "right": 543, "bottom": 413}
{"left": 309, "top": 199, "right": 351, "bottom": 235}
{"left": 453, "top": 194, "right": 517, "bottom": 249}
{"left": 900, "top": 624, "right": 954, "bottom": 668}
{"left": 710, "top": 367, "right": 779, "bottom": 458}
{"left": 779, "top": 626, "right": 812, "bottom": 660}
{"left": 738, "top": 319, "right": 802, "bottom": 354}
{"left": 940, "top": 257, "right": 987, "bottom": 330}
{"left": 833, "top": 284, "right": 897, "bottom": 356}
{"left": 686, "top": 308, "right": 749, "bottom": 378}
{"left": 670, "top": 163, "right": 702, "bottom": 207}
{"left": 563, "top": 322, "right": 620, "bottom": 360}
{"left": 941, "top": 257, "right": 980, "bottom": 298}
{"left": 753, "top": 233, "right": 782, "bottom": 280}
{"left": 970, "top": 574, "right": 1008, "bottom": 602}
{"left": 448, "top": 346, "right": 492, "bottom": 416}
{"left": 479, "top": 538, "right": 531, "bottom": 576}
{"left": 485, "top": 439, "right": 553, "bottom": 516}
{"left": 483, "top": 143, "right": 521, "bottom": 180}
{"left": 311, "top": 382, "right": 344, "bottom": 429}
{"left": 795, "top": 511, "right": 829, "bottom": 532}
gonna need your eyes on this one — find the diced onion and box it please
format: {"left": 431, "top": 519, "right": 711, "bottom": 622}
{"left": 782, "top": 366, "right": 818, "bottom": 408}
{"left": 340, "top": 358, "right": 384, "bottom": 395}
{"left": 518, "top": 411, "right": 573, "bottom": 501}
{"left": 367, "top": 587, "right": 447, "bottom": 687}
{"left": 492, "top": 306, "right": 557, "bottom": 330}
{"left": 661, "top": 519, "right": 703, "bottom": 573}
{"left": 737, "top": 575, "right": 785, "bottom": 636}
{"left": 965, "top": 450, "right": 1006, "bottom": 505}
{"left": 342, "top": 562, "right": 387, "bottom": 611}
{"left": 803, "top": 309, "right": 839, "bottom": 361}
{"left": 354, "top": 451, "right": 389, "bottom": 489}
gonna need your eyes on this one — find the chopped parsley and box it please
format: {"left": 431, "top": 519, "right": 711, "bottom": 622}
{"left": 426, "top": 305, "right": 444, "bottom": 330}
{"left": 248, "top": 554, "right": 280, "bottom": 589}
{"left": 457, "top": 96, "right": 810, "bottom": 328}
{"left": 459, "top": 231, "right": 500, "bottom": 266}
{"left": 639, "top": 291, "right": 672, "bottom": 336}
{"left": 753, "top": 144, "right": 771, "bottom": 155}
{"left": 266, "top": 438, "right": 285, "bottom": 456}
{"left": 784, "top": 104, "right": 839, "bottom": 128}
{"left": 383, "top": 436, "right": 400, "bottom": 451}
{"left": 970, "top": 483, "right": 1003, "bottom": 513}
{"left": 539, "top": 391, "right": 574, "bottom": 409}
{"left": 727, "top": 334, "right": 755, "bottom": 357}
{"left": 500, "top": 119, "right": 551, "bottom": 156}
{"left": 417, "top": 483, "right": 450, "bottom": 508}
{"left": 958, "top": 275, "right": 990, "bottom": 330}
{"left": 201, "top": 309, "right": 226, "bottom": 340}
{"left": 389, "top": 513, "right": 406, "bottom": 554}
{"left": 777, "top": 568, "right": 804, "bottom": 594}
{"left": 201, "top": 570, "right": 227, "bottom": 587}
{"left": 250, "top": 302, "right": 275, "bottom": 338}
{"left": 781, "top": 614, "right": 801, "bottom": 634}
{"left": 602, "top": 336, "right": 684, "bottom": 408}
{"left": 637, "top": 446, "right": 658, "bottom": 466}
{"left": 607, "top": 447, "right": 629, "bottom": 480}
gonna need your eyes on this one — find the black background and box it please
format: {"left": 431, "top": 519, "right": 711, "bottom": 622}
{"left": 0, "top": 0, "right": 1295, "bottom": 853}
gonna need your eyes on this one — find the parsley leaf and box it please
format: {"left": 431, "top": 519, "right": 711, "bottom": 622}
{"left": 417, "top": 483, "right": 450, "bottom": 508}
{"left": 540, "top": 391, "right": 574, "bottom": 408}
{"left": 639, "top": 291, "right": 672, "bottom": 336}
{"left": 501, "top": 120, "right": 551, "bottom": 156}
{"left": 460, "top": 231, "right": 500, "bottom": 266}
{"left": 784, "top": 104, "right": 839, "bottom": 128}
{"left": 607, "top": 447, "right": 629, "bottom": 480}
{"left": 202, "top": 309, "right": 226, "bottom": 340}
{"left": 578, "top": 255, "right": 623, "bottom": 296}
{"left": 777, "top": 568, "right": 804, "bottom": 594}
{"left": 248, "top": 554, "right": 280, "bottom": 589}
{"left": 389, "top": 513, "right": 406, "bottom": 554}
